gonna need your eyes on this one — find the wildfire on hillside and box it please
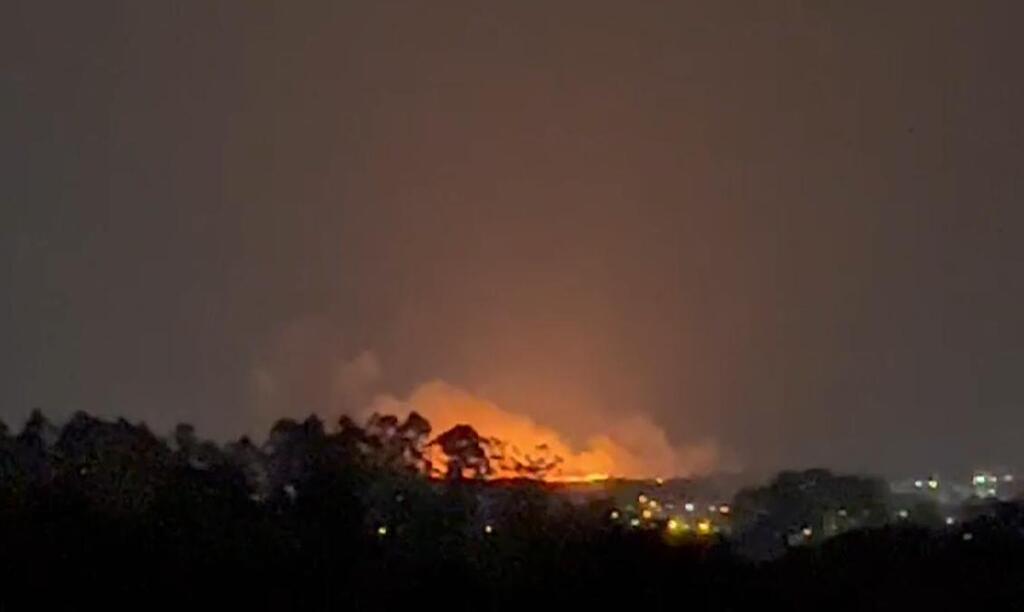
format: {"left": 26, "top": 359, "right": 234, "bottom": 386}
{"left": 366, "top": 380, "right": 718, "bottom": 483}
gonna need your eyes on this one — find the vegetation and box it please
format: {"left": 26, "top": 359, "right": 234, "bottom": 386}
{"left": 1, "top": 410, "right": 1022, "bottom": 610}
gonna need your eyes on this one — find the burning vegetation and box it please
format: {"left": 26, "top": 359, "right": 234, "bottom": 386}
{"left": 364, "top": 380, "right": 719, "bottom": 482}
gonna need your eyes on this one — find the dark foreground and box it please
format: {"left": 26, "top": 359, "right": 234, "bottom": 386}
{"left": 2, "top": 411, "right": 1023, "bottom": 610}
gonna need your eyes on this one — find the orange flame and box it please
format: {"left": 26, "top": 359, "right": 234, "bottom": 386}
{"left": 366, "top": 380, "right": 718, "bottom": 482}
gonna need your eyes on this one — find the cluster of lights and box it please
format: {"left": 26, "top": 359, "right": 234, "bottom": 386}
{"left": 970, "top": 471, "right": 1013, "bottom": 498}
{"left": 610, "top": 507, "right": 719, "bottom": 537}
{"left": 613, "top": 491, "right": 730, "bottom": 539}
{"left": 973, "top": 472, "right": 1013, "bottom": 486}
{"left": 368, "top": 467, "right": 1021, "bottom": 549}
{"left": 665, "top": 517, "right": 718, "bottom": 536}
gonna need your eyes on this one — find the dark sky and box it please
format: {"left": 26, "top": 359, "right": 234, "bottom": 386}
{"left": 3, "top": 1, "right": 1023, "bottom": 478}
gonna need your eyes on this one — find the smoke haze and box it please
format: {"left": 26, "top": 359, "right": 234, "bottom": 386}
{"left": 3, "top": 1, "right": 1024, "bottom": 478}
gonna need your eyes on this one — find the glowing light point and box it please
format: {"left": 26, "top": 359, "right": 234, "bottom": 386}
{"left": 377, "top": 526, "right": 388, "bottom": 537}
{"left": 684, "top": 502, "right": 695, "bottom": 513}
{"left": 610, "top": 510, "right": 621, "bottom": 520}
{"left": 927, "top": 478, "right": 939, "bottom": 490}
{"left": 696, "top": 520, "right": 712, "bottom": 535}
{"left": 914, "top": 480, "right": 924, "bottom": 489}
{"left": 718, "top": 504, "right": 731, "bottom": 515}
{"left": 638, "top": 494, "right": 649, "bottom": 504}
{"left": 897, "top": 509, "right": 909, "bottom": 519}
{"left": 630, "top": 518, "right": 641, "bottom": 528}
{"left": 484, "top": 524, "right": 494, "bottom": 534}
{"left": 655, "top": 477, "right": 665, "bottom": 486}
{"left": 642, "top": 509, "right": 653, "bottom": 520}
{"left": 945, "top": 516, "right": 956, "bottom": 526}
{"left": 801, "top": 527, "right": 813, "bottom": 538}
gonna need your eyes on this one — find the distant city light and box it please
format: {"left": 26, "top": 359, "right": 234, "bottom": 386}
{"left": 914, "top": 480, "right": 924, "bottom": 489}
{"left": 1004, "top": 474, "right": 1015, "bottom": 483}
{"left": 655, "top": 477, "right": 665, "bottom": 486}
{"left": 684, "top": 503, "right": 695, "bottom": 513}
{"left": 484, "top": 524, "right": 494, "bottom": 534}
{"left": 667, "top": 519, "right": 680, "bottom": 532}
{"left": 377, "top": 526, "right": 388, "bottom": 536}
{"left": 927, "top": 478, "right": 939, "bottom": 490}
{"left": 945, "top": 517, "right": 956, "bottom": 526}
{"left": 718, "top": 504, "right": 731, "bottom": 515}
{"left": 897, "top": 509, "right": 909, "bottom": 519}
{"left": 642, "top": 509, "right": 653, "bottom": 520}
{"left": 638, "top": 494, "right": 649, "bottom": 504}
{"left": 837, "top": 508, "right": 848, "bottom": 517}
{"left": 610, "top": 510, "right": 621, "bottom": 520}
{"left": 963, "top": 532, "right": 974, "bottom": 541}
{"left": 696, "top": 520, "right": 712, "bottom": 535}
{"left": 630, "top": 518, "right": 641, "bottom": 528}
{"left": 801, "top": 527, "right": 813, "bottom": 538}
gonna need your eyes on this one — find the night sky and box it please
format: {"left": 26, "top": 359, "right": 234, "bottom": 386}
{"left": 3, "top": 1, "right": 1023, "bottom": 478}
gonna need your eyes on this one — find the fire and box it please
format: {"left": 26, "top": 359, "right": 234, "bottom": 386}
{"left": 556, "top": 473, "right": 611, "bottom": 484}
{"left": 366, "top": 380, "right": 718, "bottom": 482}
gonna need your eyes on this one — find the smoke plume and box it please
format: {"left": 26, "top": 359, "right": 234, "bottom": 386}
{"left": 250, "top": 319, "right": 722, "bottom": 479}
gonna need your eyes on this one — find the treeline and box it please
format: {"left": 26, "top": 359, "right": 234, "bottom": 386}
{"left": 1, "top": 410, "right": 1023, "bottom": 610}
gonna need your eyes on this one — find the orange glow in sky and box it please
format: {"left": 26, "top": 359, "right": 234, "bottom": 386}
{"left": 368, "top": 380, "right": 718, "bottom": 482}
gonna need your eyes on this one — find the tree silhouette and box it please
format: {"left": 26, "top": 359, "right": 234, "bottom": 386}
{"left": 433, "top": 424, "right": 490, "bottom": 480}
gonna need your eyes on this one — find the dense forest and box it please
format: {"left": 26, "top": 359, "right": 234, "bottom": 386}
{"left": 1, "top": 410, "right": 1023, "bottom": 610}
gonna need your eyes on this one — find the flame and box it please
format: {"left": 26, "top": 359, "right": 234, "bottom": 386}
{"left": 366, "top": 380, "right": 718, "bottom": 481}
{"left": 556, "top": 473, "right": 611, "bottom": 484}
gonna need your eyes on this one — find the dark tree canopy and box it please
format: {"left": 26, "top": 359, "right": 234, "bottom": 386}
{"left": 433, "top": 424, "right": 490, "bottom": 480}
{"left": 0, "top": 410, "right": 1022, "bottom": 610}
